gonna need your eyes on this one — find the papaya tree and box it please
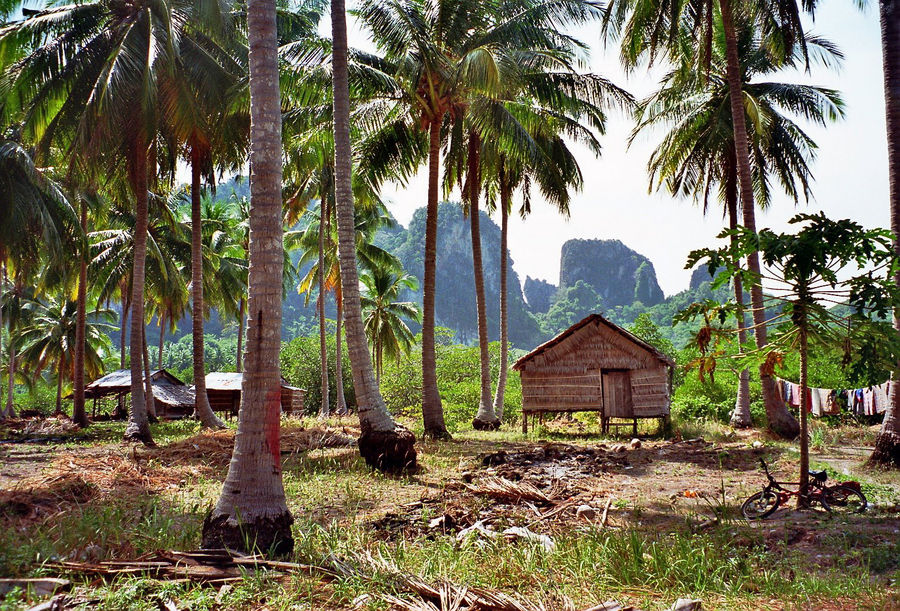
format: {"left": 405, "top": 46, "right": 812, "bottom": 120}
{"left": 681, "top": 213, "right": 900, "bottom": 503}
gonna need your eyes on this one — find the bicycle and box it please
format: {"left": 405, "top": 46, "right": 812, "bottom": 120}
{"left": 741, "top": 459, "right": 867, "bottom": 519}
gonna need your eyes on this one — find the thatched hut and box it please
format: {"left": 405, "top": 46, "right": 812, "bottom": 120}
{"left": 513, "top": 314, "right": 674, "bottom": 434}
{"left": 81, "top": 369, "right": 195, "bottom": 418}
{"left": 204, "top": 372, "right": 305, "bottom": 417}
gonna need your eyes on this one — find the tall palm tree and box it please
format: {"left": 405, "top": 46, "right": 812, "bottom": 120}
{"left": 201, "top": 0, "right": 293, "bottom": 555}
{"left": 445, "top": 9, "right": 625, "bottom": 429}
{"left": 332, "top": 0, "right": 418, "bottom": 469}
{"left": 0, "top": 0, "right": 193, "bottom": 444}
{"left": 0, "top": 140, "right": 79, "bottom": 419}
{"left": 360, "top": 267, "right": 420, "bottom": 384}
{"left": 159, "top": 5, "right": 249, "bottom": 430}
{"left": 17, "top": 296, "right": 113, "bottom": 415}
{"left": 874, "top": 0, "right": 900, "bottom": 466}
{"left": 357, "top": 0, "right": 491, "bottom": 439}
{"left": 605, "top": 0, "right": 811, "bottom": 439}
{"left": 634, "top": 22, "right": 843, "bottom": 428}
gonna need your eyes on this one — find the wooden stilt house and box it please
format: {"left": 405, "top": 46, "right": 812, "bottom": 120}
{"left": 513, "top": 314, "right": 674, "bottom": 435}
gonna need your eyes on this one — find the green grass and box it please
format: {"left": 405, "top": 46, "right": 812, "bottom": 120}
{"left": 1, "top": 418, "right": 898, "bottom": 610}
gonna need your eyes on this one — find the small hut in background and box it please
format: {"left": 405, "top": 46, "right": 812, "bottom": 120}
{"left": 204, "top": 372, "right": 305, "bottom": 417}
{"left": 81, "top": 369, "right": 195, "bottom": 419}
{"left": 513, "top": 314, "right": 674, "bottom": 435}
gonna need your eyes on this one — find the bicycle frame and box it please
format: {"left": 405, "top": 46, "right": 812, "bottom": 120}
{"left": 758, "top": 459, "right": 828, "bottom": 505}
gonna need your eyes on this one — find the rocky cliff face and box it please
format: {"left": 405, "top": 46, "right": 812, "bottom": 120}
{"left": 559, "top": 239, "right": 665, "bottom": 308}
{"left": 689, "top": 266, "right": 715, "bottom": 290}
{"left": 379, "top": 202, "right": 543, "bottom": 349}
{"left": 523, "top": 276, "right": 557, "bottom": 314}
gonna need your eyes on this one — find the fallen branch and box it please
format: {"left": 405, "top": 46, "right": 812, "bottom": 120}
{"left": 600, "top": 498, "right": 613, "bottom": 528}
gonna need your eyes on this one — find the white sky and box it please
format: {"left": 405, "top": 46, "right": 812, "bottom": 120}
{"left": 332, "top": 2, "right": 888, "bottom": 297}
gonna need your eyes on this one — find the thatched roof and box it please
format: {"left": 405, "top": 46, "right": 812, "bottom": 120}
{"left": 83, "top": 369, "right": 186, "bottom": 398}
{"left": 513, "top": 314, "right": 676, "bottom": 371}
{"left": 151, "top": 384, "right": 196, "bottom": 409}
{"left": 205, "top": 372, "right": 304, "bottom": 393}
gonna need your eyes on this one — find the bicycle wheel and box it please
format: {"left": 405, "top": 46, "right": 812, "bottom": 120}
{"left": 742, "top": 490, "right": 780, "bottom": 519}
{"left": 823, "top": 485, "right": 867, "bottom": 515}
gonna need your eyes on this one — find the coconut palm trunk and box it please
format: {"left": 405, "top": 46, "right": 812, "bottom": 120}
{"left": 190, "top": 148, "right": 225, "bottom": 429}
{"left": 318, "top": 203, "right": 330, "bottom": 418}
{"left": 236, "top": 297, "right": 245, "bottom": 372}
{"left": 142, "top": 324, "right": 157, "bottom": 420}
{"left": 201, "top": 0, "right": 293, "bottom": 555}
{"left": 117, "top": 294, "right": 129, "bottom": 419}
{"left": 335, "top": 283, "right": 347, "bottom": 415}
{"left": 157, "top": 312, "right": 166, "bottom": 369}
{"left": 331, "top": 0, "right": 416, "bottom": 470}
{"left": 73, "top": 200, "right": 89, "bottom": 427}
{"left": 468, "top": 132, "right": 499, "bottom": 430}
{"left": 873, "top": 0, "right": 900, "bottom": 466}
{"left": 5, "top": 270, "right": 17, "bottom": 419}
{"left": 725, "top": 154, "right": 751, "bottom": 428}
{"left": 55, "top": 361, "right": 64, "bottom": 415}
{"left": 6, "top": 341, "right": 15, "bottom": 419}
{"left": 492, "top": 168, "right": 510, "bottom": 421}
{"left": 0, "top": 265, "right": 4, "bottom": 420}
{"left": 422, "top": 119, "right": 449, "bottom": 439}
{"left": 123, "top": 144, "right": 153, "bottom": 444}
{"left": 720, "top": 0, "right": 798, "bottom": 438}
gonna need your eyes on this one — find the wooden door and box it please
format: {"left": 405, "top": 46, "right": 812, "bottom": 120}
{"left": 602, "top": 371, "right": 634, "bottom": 418}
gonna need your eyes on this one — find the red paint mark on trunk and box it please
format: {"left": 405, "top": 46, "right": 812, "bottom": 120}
{"left": 265, "top": 388, "right": 281, "bottom": 470}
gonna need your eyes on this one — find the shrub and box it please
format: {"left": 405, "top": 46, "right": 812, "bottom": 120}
{"left": 280, "top": 324, "right": 355, "bottom": 414}
{"left": 380, "top": 332, "right": 523, "bottom": 431}
{"left": 671, "top": 346, "right": 762, "bottom": 424}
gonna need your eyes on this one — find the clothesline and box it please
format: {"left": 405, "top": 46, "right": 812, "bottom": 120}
{"left": 775, "top": 377, "right": 889, "bottom": 417}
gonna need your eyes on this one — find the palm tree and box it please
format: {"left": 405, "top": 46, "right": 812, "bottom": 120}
{"left": 359, "top": 0, "right": 609, "bottom": 438}
{"left": 873, "top": 0, "right": 900, "bottom": 466}
{"left": 633, "top": 22, "right": 843, "bottom": 428}
{"left": 445, "top": 5, "right": 625, "bottom": 429}
{"left": 0, "top": 0, "right": 194, "bottom": 444}
{"left": 0, "top": 140, "right": 79, "bottom": 419}
{"left": 201, "top": 0, "right": 293, "bottom": 555}
{"left": 605, "top": 0, "right": 810, "bottom": 439}
{"left": 17, "top": 296, "right": 113, "bottom": 415}
{"left": 332, "top": 0, "right": 418, "bottom": 469}
{"left": 360, "top": 267, "right": 420, "bottom": 384}
{"left": 0, "top": 271, "right": 31, "bottom": 419}
{"left": 159, "top": 7, "right": 249, "bottom": 430}
{"left": 357, "top": 0, "right": 484, "bottom": 439}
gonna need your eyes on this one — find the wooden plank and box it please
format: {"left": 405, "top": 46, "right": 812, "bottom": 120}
{"left": 0, "top": 579, "right": 71, "bottom": 597}
{"left": 523, "top": 405, "right": 604, "bottom": 413}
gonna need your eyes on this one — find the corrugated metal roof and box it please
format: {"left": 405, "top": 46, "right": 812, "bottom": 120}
{"left": 205, "top": 372, "right": 305, "bottom": 393}
{"left": 205, "top": 372, "right": 244, "bottom": 391}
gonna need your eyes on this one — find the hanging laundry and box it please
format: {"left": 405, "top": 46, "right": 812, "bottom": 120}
{"left": 863, "top": 388, "right": 877, "bottom": 416}
{"left": 854, "top": 389, "right": 865, "bottom": 416}
{"left": 810, "top": 389, "right": 824, "bottom": 417}
{"left": 789, "top": 382, "right": 802, "bottom": 408}
{"left": 874, "top": 384, "right": 890, "bottom": 415}
{"left": 824, "top": 390, "right": 841, "bottom": 415}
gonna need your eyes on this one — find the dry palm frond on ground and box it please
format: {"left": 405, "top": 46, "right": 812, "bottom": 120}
{"left": 465, "top": 476, "right": 555, "bottom": 505}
